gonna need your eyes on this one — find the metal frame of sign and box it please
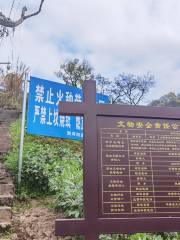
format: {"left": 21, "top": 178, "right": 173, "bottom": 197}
{"left": 55, "top": 80, "right": 180, "bottom": 240}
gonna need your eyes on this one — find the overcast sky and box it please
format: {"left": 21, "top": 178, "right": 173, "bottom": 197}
{"left": 1, "top": 0, "right": 180, "bottom": 103}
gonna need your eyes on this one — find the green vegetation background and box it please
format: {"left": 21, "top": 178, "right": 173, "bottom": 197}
{"left": 5, "top": 119, "right": 180, "bottom": 240}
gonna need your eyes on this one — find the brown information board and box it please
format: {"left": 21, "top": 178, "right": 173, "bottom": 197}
{"left": 56, "top": 80, "right": 180, "bottom": 240}
{"left": 98, "top": 117, "right": 180, "bottom": 218}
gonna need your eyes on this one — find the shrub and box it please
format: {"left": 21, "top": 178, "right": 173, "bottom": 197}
{"left": 5, "top": 119, "right": 83, "bottom": 198}
{"left": 47, "top": 151, "right": 83, "bottom": 218}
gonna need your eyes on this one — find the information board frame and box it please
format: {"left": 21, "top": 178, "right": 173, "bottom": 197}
{"left": 55, "top": 80, "right": 180, "bottom": 239}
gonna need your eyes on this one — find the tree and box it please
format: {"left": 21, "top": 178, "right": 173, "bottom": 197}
{"left": 55, "top": 58, "right": 94, "bottom": 88}
{"left": 55, "top": 58, "right": 155, "bottom": 105}
{"left": 150, "top": 92, "right": 180, "bottom": 107}
{"left": 0, "top": 0, "right": 45, "bottom": 37}
{"left": 0, "top": 60, "right": 29, "bottom": 109}
{"left": 95, "top": 74, "right": 110, "bottom": 95}
{"left": 111, "top": 72, "right": 155, "bottom": 105}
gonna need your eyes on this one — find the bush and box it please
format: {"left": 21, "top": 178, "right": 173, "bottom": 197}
{"left": 5, "top": 119, "right": 83, "bottom": 199}
{"left": 47, "top": 151, "right": 83, "bottom": 218}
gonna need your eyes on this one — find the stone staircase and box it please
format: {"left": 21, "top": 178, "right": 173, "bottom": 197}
{"left": 0, "top": 110, "right": 20, "bottom": 229}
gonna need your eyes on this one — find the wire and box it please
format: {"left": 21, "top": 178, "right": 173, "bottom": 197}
{"left": 9, "top": 0, "right": 16, "bottom": 18}
{"left": 13, "top": 0, "right": 23, "bottom": 20}
{"left": 8, "top": 30, "right": 15, "bottom": 67}
{"left": 0, "top": 37, "right": 4, "bottom": 48}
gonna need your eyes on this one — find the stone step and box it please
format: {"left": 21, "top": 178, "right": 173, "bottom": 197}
{"left": 0, "top": 110, "right": 21, "bottom": 121}
{"left": 0, "top": 148, "right": 11, "bottom": 153}
{"left": 0, "top": 135, "right": 10, "bottom": 140}
{"left": 0, "top": 137, "right": 10, "bottom": 141}
{"left": 0, "top": 154, "right": 4, "bottom": 160}
{"left": 0, "top": 178, "right": 12, "bottom": 184}
{"left": 0, "top": 206, "right": 11, "bottom": 223}
{"left": 0, "top": 164, "right": 11, "bottom": 173}
{"left": 0, "top": 221, "right": 11, "bottom": 230}
{"left": 0, "top": 194, "right": 13, "bottom": 206}
{"left": 0, "top": 163, "right": 8, "bottom": 170}
{"left": 0, "top": 171, "right": 11, "bottom": 180}
{"left": 0, "top": 184, "right": 14, "bottom": 195}
{"left": 0, "top": 110, "right": 20, "bottom": 230}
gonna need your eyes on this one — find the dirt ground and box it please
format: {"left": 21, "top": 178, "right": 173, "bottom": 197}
{"left": 2, "top": 199, "right": 73, "bottom": 240}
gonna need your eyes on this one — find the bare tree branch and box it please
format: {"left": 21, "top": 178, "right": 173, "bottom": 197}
{"left": 23, "top": 0, "right": 45, "bottom": 20}
{"left": 111, "top": 72, "right": 155, "bottom": 105}
{"left": 0, "top": 0, "right": 45, "bottom": 28}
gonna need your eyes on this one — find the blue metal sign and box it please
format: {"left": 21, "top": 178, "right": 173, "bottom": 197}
{"left": 27, "top": 76, "right": 109, "bottom": 140}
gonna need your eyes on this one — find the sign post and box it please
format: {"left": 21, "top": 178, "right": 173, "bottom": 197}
{"left": 18, "top": 74, "right": 28, "bottom": 185}
{"left": 56, "top": 80, "right": 180, "bottom": 239}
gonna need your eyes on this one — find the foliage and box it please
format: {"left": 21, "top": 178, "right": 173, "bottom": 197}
{"left": 0, "top": 26, "right": 9, "bottom": 38}
{"left": 95, "top": 74, "right": 111, "bottom": 95}
{"left": 6, "top": 120, "right": 54, "bottom": 193}
{"left": 6, "top": 119, "right": 84, "bottom": 217}
{"left": 110, "top": 72, "right": 155, "bottom": 105}
{"left": 46, "top": 150, "right": 83, "bottom": 218}
{"left": 55, "top": 58, "right": 155, "bottom": 105}
{"left": 0, "top": 230, "right": 11, "bottom": 240}
{"left": 55, "top": 58, "right": 93, "bottom": 87}
{"left": 100, "top": 235, "right": 125, "bottom": 240}
{"left": 95, "top": 72, "right": 155, "bottom": 105}
{"left": 0, "top": 61, "right": 29, "bottom": 110}
{"left": 99, "top": 233, "right": 180, "bottom": 240}
{"left": 150, "top": 92, "right": 180, "bottom": 107}
{"left": 5, "top": 119, "right": 83, "bottom": 200}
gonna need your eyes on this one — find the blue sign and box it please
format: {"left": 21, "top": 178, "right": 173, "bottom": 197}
{"left": 27, "top": 76, "right": 109, "bottom": 140}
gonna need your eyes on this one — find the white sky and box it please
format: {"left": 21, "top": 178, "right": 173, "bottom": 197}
{"left": 1, "top": 0, "right": 180, "bottom": 103}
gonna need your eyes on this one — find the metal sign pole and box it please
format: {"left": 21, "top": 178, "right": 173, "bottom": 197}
{"left": 18, "top": 74, "right": 28, "bottom": 186}
{"left": 0, "top": 62, "right": 10, "bottom": 65}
